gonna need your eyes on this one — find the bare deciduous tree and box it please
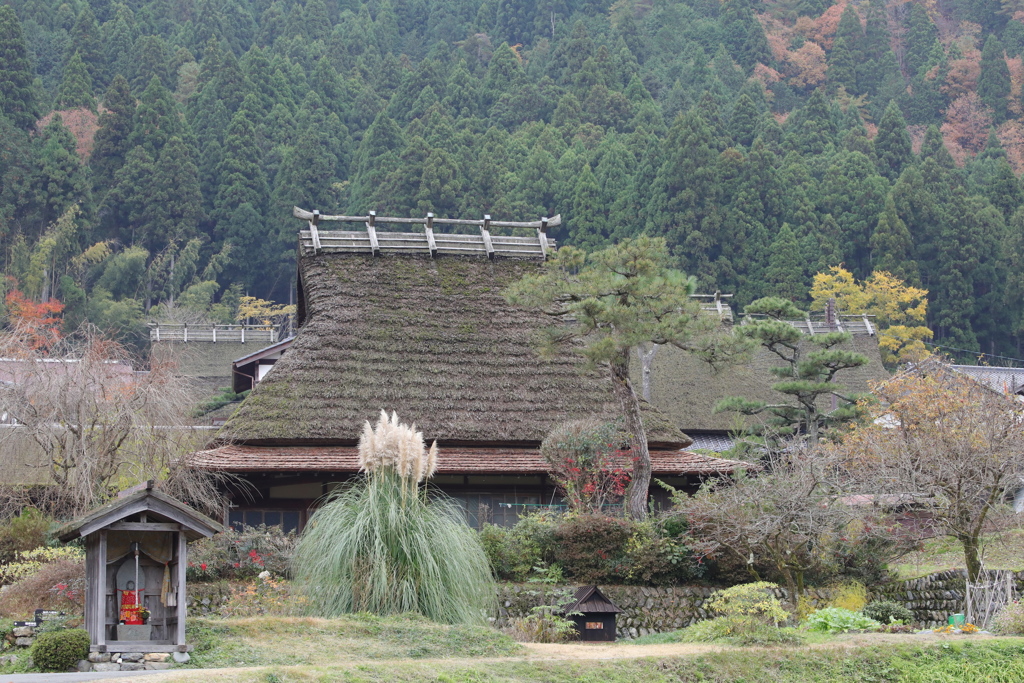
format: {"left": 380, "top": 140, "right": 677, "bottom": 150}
{"left": 828, "top": 358, "right": 1024, "bottom": 583}
{"left": 680, "top": 447, "right": 902, "bottom": 602}
{"left": 0, "top": 325, "right": 225, "bottom": 517}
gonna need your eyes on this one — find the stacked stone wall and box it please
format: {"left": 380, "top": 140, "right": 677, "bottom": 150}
{"left": 869, "top": 569, "right": 1024, "bottom": 628}
{"left": 495, "top": 584, "right": 835, "bottom": 639}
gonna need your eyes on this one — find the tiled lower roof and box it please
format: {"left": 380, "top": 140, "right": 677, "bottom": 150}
{"left": 191, "top": 444, "right": 748, "bottom": 475}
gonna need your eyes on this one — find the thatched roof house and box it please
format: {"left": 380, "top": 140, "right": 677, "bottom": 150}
{"left": 635, "top": 334, "right": 889, "bottom": 449}
{"left": 195, "top": 215, "right": 747, "bottom": 530}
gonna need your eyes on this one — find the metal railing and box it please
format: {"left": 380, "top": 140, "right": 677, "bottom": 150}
{"left": 148, "top": 324, "right": 278, "bottom": 344}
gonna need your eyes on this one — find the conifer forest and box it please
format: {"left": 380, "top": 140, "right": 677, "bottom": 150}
{"left": 1, "top": 0, "right": 1024, "bottom": 356}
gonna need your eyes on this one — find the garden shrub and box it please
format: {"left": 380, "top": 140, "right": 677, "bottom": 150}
{"left": 863, "top": 600, "right": 913, "bottom": 625}
{"left": 992, "top": 600, "right": 1024, "bottom": 635}
{"left": 551, "top": 514, "right": 634, "bottom": 584}
{"left": 31, "top": 628, "right": 89, "bottom": 672}
{"left": 219, "top": 574, "right": 301, "bottom": 617}
{"left": 0, "top": 509, "right": 51, "bottom": 564}
{"left": 0, "top": 557, "right": 85, "bottom": 618}
{"left": 679, "top": 617, "right": 803, "bottom": 646}
{"left": 478, "top": 523, "right": 544, "bottom": 582}
{"left": 186, "top": 524, "right": 296, "bottom": 582}
{"left": 803, "top": 607, "right": 881, "bottom": 633}
{"left": 706, "top": 582, "right": 789, "bottom": 625}
{"left": 0, "top": 546, "right": 84, "bottom": 585}
{"left": 480, "top": 511, "right": 708, "bottom": 586}
{"left": 827, "top": 582, "right": 868, "bottom": 612}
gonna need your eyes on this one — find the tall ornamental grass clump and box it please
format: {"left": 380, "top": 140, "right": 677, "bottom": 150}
{"left": 293, "top": 411, "right": 494, "bottom": 625}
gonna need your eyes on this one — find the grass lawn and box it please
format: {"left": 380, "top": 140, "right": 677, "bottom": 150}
{"left": 140, "top": 635, "right": 1024, "bottom": 682}
{"left": 181, "top": 614, "right": 522, "bottom": 668}
{"left": 893, "top": 529, "right": 1024, "bottom": 579}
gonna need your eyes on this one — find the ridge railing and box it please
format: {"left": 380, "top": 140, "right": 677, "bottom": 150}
{"left": 294, "top": 207, "right": 559, "bottom": 259}
{"left": 148, "top": 324, "right": 278, "bottom": 343}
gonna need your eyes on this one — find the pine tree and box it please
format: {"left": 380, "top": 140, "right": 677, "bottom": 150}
{"left": 978, "top": 35, "right": 1011, "bottom": 124}
{"left": 874, "top": 101, "right": 912, "bottom": 180}
{"left": 0, "top": 5, "right": 39, "bottom": 130}
{"left": 870, "top": 195, "right": 919, "bottom": 283}
{"left": 56, "top": 53, "right": 97, "bottom": 111}
{"left": 348, "top": 112, "right": 404, "bottom": 212}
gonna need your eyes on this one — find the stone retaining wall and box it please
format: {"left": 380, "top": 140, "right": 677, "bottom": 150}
{"left": 869, "top": 569, "right": 1024, "bottom": 628}
{"left": 495, "top": 584, "right": 835, "bottom": 639}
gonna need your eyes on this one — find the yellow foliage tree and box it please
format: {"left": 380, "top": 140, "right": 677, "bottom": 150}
{"left": 235, "top": 296, "right": 296, "bottom": 327}
{"left": 810, "top": 267, "right": 932, "bottom": 365}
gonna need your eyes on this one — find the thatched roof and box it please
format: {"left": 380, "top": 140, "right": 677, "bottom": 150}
{"left": 634, "top": 334, "right": 889, "bottom": 432}
{"left": 192, "top": 444, "right": 748, "bottom": 475}
{"left": 218, "top": 252, "right": 691, "bottom": 449}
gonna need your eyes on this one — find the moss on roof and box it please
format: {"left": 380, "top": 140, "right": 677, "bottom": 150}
{"left": 220, "top": 253, "right": 690, "bottom": 448}
{"left": 633, "top": 333, "right": 890, "bottom": 432}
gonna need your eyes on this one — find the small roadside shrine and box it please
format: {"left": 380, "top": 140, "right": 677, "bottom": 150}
{"left": 561, "top": 586, "right": 623, "bottom": 642}
{"left": 56, "top": 481, "right": 224, "bottom": 655}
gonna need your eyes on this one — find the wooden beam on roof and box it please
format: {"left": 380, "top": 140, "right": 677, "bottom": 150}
{"left": 425, "top": 213, "right": 437, "bottom": 258}
{"left": 107, "top": 522, "right": 183, "bottom": 532}
{"left": 366, "top": 211, "right": 380, "bottom": 257}
{"left": 481, "top": 215, "right": 495, "bottom": 259}
{"left": 293, "top": 206, "right": 562, "bottom": 230}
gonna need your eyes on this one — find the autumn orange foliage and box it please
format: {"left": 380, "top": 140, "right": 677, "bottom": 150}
{"left": 4, "top": 281, "right": 64, "bottom": 352}
{"left": 941, "top": 92, "right": 992, "bottom": 159}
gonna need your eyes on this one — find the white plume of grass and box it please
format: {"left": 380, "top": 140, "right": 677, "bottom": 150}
{"left": 358, "top": 409, "right": 439, "bottom": 485}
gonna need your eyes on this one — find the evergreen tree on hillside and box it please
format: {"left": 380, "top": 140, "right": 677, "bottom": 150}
{"left": 765, "top": 223, "right": 806, "bottom": 301}
{"left": 874, "top": 101, "right": 912, "bottom": 180}
{"left": 0, "top": 5, "right": 39, "bottom": 130}
{"left": 129, "top": 77, "right": 186, "bottom": 157}
{"left": 90, "top": 75, "right": 136, "bottom": 196}
{"left": 32, "top": 115, "right": 92, "bottom": 232}
{"left": 978, "top": 35, "right": 1011, "bottom": 123}
{"left": 720, "top": 0, "right": 773, "bottom": 71}
{"left": 56, "top": 53, "right": 96, "bottom": 111}
{"left": 68, "top": 6, "right": 105, "bottom": 86}
{"left": 905, "top": 4, "right": 940, "bottom": 77}
{"left": 870, "top": 195, "right": 919, "bottom": 283}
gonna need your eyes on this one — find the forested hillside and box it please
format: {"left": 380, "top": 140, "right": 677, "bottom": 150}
{"left": 1, "top": 0, "right": 1023, "bottom": 355}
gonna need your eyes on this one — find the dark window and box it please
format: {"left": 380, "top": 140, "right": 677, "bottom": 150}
{"left": 230, "top": 509, "right": 301, "bottom": 533}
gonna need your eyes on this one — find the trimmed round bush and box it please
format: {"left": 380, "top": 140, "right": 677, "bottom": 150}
{"left": 863, "top": 600, "right": 913, "bottom": 625}
{"left": 31, "top": 628, "right": 89, "bottom": 671}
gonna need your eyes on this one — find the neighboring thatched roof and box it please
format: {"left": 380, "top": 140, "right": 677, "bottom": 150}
{"left": 192, "top": 444, "right": 748, "bottom": 475}
{"left": 219, "top": 253, "right": 691, "bottom": 448}
{"left": 635, "top": 334, "right": 889, "bottom": 432}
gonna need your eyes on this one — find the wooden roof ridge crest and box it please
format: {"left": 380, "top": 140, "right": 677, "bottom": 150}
{"left": 293, "top": 206, "right": 560, "bottom": 260}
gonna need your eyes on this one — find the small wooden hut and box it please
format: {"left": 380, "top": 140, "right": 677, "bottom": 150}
{"left": 562, "top": 586, "right": 622, "bottom": 641}
{"left": 56, "top": 482, "right": 224, "bottom": 653}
